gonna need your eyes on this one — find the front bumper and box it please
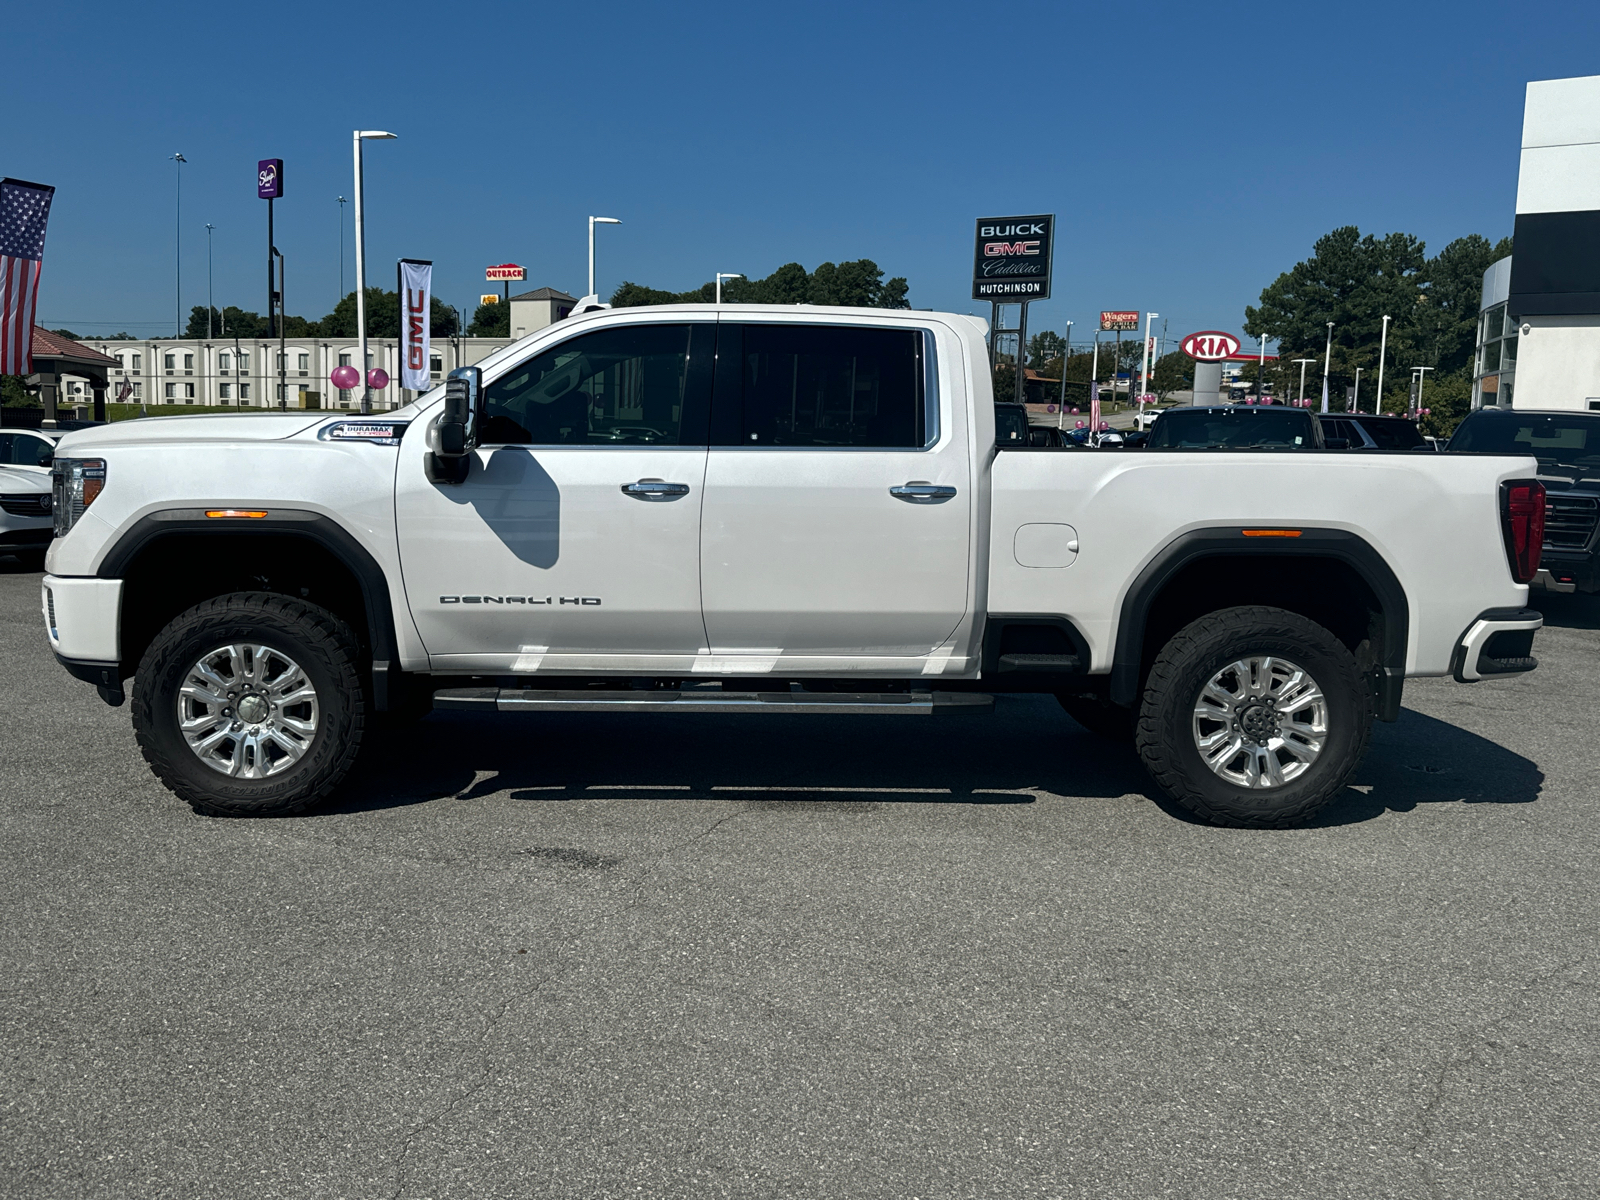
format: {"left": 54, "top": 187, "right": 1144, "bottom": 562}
{"left": 41, "top": 575, "right": 123, "bottom": 664}
{"left": 1451, "top": 607, "right": 1543, "bottom": 683}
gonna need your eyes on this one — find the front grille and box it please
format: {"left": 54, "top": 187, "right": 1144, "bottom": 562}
{"left": 0, "top": 494, "right": 50, "bottom": 518}
{"left": 1545, "top": 496, "right": 1599, "bottom": 550}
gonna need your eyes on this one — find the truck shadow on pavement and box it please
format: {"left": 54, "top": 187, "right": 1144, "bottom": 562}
{"left": 1530, "top": 591, "right": 1600, "bottom": 630}
{"left": 322, "top": 695, "right": 1542, "bottom": 830}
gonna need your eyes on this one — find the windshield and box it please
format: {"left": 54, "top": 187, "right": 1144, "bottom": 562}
{"left": 1146, "top": 407, "right": 1317, "bottom": 449}
{"left": 1448, "top": 412, "right": 1600, "bottom": 474}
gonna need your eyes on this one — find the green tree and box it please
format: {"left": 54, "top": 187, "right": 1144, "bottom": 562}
{"left": 317, "top": 289, "right": 459, "bottom": 338}
{"left": 612, "top": 259, "right": 910, "bottom": 309}
{"left": 1151, "top": 350, "right": 1192, "bottom": 400}
{"left": 467, "top": 300, "right": 508, "bottom": 337}
{"left": 219, "top": 307, "right": 271, "bottom": 338}
{"left": 49, "top": 328, "right": 80, "bottom": 340}
{"left": 2, "top": 375, "right": 38, "bottom": 406}
{"left": 1027, "top": 330, "right": 1066, "bottom": 372}
{"left": 184, "top": 306, "right": 223, "bottom": 338}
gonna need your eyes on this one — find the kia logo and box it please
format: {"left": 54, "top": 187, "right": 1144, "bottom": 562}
{"left": 1181, "top": 330, "right": 1241, "bottom": 362}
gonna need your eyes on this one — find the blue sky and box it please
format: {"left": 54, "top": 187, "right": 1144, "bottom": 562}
{"left": 6, "top": 0, "right": 1597, "bottom": 351}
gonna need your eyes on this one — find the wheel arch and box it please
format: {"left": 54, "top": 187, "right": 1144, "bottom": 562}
{"left": 1109, "top": 528, "right": 1409, "bottom": 720}
{"left": 97, "top": 509, "right": 400, "bottom": 708}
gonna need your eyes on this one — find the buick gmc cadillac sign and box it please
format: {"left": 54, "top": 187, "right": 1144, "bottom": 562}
{"left": 972, "top": 214, "right": 1054, "bottom": 300}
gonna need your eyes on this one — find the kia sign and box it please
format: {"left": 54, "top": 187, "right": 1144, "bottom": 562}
{"left": 972, "top": 214, "right": 1053, "bottom": 300}
{"left": 257, "top": 159, "right": 283, "bottom": 199}
{"left": 1180, "top": 330, "right": 1242, "bottom": 361}
{"left": 1100, "top": 311, "right": 1139, "bottom": 331}
{"left": 485, "top": 263, "right": 526, "bottom": 282}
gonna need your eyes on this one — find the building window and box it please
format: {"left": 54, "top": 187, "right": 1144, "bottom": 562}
{"left": 164, "top": 383, "right": 175, "bottom": 399}
{"left": 430, "top": 355, "right": 443, "bottom": 375}
{"left": 298, "top": 353, "right": 310, "bottom": 371}
{"left": 277, "top": 385, "right": 286, "bottom": 401}
{"left": 219, "top": 352, "right": 231, "bottom": 372}
{"left": 130, "top": 382, "right": 142, "bottom": 399}
{"left": 219, "top": 383, "right": 232, "bottom": 400}
{"left": 184, "top": 383, "right": 195, "bottom": 399}
{"left": 1474, "top": 302, "right": 1517, "bottom": 409}
{"left": 338, "top": 352, "right": 351, "bottom": 367}
{"left": 240, "top": 383, "right": 251, "bottom": 400}
{"left": 338, "top": 388, "right": 351, "bottom": 404}
{"left": 238, "top": 351, "right": 250, "bottom": 372}
{"left": 183, "top": 353, "right": 194, "bottom": 372}
{"left": 163, "top": 353, "right": 175, "bottom": 372}
{"left": 130, "top": 353, "right": 142, "bottom": 372}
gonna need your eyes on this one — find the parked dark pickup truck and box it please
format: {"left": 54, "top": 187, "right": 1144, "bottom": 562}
{"left": 1449, "top": 408, "right": 1600, "bottom": 593}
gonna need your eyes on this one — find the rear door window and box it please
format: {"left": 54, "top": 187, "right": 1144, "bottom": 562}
{"left": 1358, "top": 419, "right": 1424, "bottom": 450}
{"left": 712, "top": 323, "right": 930, "bottom": 448}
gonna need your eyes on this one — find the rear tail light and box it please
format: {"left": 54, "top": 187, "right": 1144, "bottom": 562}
{"left": 1501, "top": 479, "right": 1546, "bottom": 584}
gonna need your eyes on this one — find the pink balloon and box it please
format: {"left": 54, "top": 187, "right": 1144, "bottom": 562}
{"left": 1075, "top": 420, "right": 1085, "bottom": 428}
{"left": 1071, "top": 407, "right": 1079, "bottom": 414}
{"left": 329, "top": 365, "right": 360, "bottom": 390}
{"left": 367, "top": 367, "right": 390, "bottom": 390}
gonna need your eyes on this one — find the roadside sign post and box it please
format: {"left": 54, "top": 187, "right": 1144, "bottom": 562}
{"left": 257, "top": 160, "right": 283, "bottom": 338}
{"left": 1180, "top": 330, "right": 1242, "bottom": 407}
{"left": 1099, "top": 311, "right": 1138, "bottom": 413}
{"left": 973, "top": 215, "right": 1054, "bottom": 405}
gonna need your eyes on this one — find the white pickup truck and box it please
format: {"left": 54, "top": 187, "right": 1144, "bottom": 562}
{"left": 42, "top": 304, "right": 1548, "bottom": 827}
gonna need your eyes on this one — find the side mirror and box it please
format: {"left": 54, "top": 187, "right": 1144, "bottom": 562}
{"left": 426, "top": 367, "right": 482, "bottom": 484}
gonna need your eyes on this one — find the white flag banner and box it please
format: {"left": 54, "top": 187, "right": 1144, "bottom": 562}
{"left": 398, "top": 258, "right": 432, "bottom": 392}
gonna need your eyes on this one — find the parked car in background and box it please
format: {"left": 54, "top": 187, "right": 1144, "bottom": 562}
{"left": 995, "top": 403, "right": 1031, "bottom": 446}
{"left": 1448, "top": 407, "right": 1600, "bottom": 593}
{"left": 1144, "top": 405, "right": 1323, "bottom": 450}
{"left": 1318, "top": 414, "right": 1431, "bottom": 451}
{"left": 0, "top": 429, "right": 59, "bottom": 473}
{"left": 0, "top": 463, "right": 54, "bottom": 564}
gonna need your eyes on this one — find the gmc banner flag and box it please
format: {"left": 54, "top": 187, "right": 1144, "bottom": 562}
{"left": 0, "top": 178, "right": 55, "bottom": 375}
{"left": 398, "top": 258, "right": 432, "bottom": 391}
{"left": 972, "top": 214, "right": 1054, "bottom": 300}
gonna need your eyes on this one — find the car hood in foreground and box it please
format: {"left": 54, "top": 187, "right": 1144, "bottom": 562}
{"left": 51, "top": 413, "right": 327, "bottom": 455}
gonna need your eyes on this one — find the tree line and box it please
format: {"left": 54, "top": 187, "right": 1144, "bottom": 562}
{"left": 171, "top": 289, "right": 466, "bottom": 341}
{"left": 611, "top": 260, "right": 910, "bottom": 309}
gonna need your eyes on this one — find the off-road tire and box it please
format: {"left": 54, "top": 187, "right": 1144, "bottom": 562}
{"left": 132, "top": 592, "right": 366, "bottom": 817}
{"left": 1136, "top": 605, "right": 1372, "bottom": 829}
{"left": 1056, "top": 692, "right": 1135, "bottom": 740}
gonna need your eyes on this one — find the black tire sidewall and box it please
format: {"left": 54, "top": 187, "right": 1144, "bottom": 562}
{"left": 134, "top": 597, "right": 362, "bottom": 815}
{"left": 1140, "top": 610, "right": 1370, "bottom": 826}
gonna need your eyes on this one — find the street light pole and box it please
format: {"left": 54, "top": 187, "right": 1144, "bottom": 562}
{"left": 1353, "top": 367, "right": 1362, "bottom": 414}
{"left": 205, "top": 224, "right": 214, "bottom": 339}
{"left": 1410, "top": 366, "right": 1434, "bottom": 416}
{"left": 353, "top": 131, "right": 397, "bottom": 415}
{"left": 1293, "top": 358, "right": 1315, "bottom": 407}
{"left": 1138, "top": 311, "right": 1159, "bottom": 422}
{"left": 715, "top": 273, "right": 743, "bottom": 303}
{"left": 1376, "top": 313, "right": 1391, "bottom": 414}
{"left": 1060, "top": 319, "right": 1074, "bottom": 421}
{"left": 588, "top": 216, "right": 621, "bottom": 299}
{"left": 170, "top": 153, "right": 186, "bottom": 336}
{"left": 1320, "top": 321, "right": 1335, "bottom": 413}
{"left": 337, "top": 196, "right": 347, "bottom": 304}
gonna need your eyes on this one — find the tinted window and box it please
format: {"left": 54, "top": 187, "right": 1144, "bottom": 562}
{"left": 1320, "top": 419, "right": 1354, "bottom": 444}
{"left": 1355, "top": 418, "right": 1425, "bottom": 450}
{"left": 995, "top": 405, "right": 1030, "bottom": 444}
{"left": 480, "top": 324, "right": 708, "bottom": 445}
{"left": 1449, "top": 412, "right": 1600, "bottom": 469}
{"left": 1147, "top": 408, "right": 1318, "bottom": 449}
{"left": 728, "top": 324, "right": 926, "bottom": 448}
{"left": 0, "top": 434, "right": 53, "bottom": 467}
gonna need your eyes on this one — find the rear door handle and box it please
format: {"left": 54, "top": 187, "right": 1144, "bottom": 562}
{"left": 622, "top": 479, "right": 691, "bottom": 499}
{"left": 890, "top": 482, "right": 957, "bottom": 502}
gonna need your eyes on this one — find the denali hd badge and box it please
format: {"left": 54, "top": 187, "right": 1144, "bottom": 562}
{"left": 441, "top": 596, "right": 601, "bottom": 605}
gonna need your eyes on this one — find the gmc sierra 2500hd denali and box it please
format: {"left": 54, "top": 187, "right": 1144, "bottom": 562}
{"left": 42, "top": 305, "right": 1547, "bottom": 827}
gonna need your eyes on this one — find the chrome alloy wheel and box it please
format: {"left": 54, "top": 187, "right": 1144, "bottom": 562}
{"left": 176, "top": 643, "right": 320, "bottom": 778}
{"left": 1191, "top": 656, "right": 1328, "bottom": 789}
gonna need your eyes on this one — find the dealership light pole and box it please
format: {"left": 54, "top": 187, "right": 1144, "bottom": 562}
{"left": 1293, "top": 358, "right": 1315, "bottom": 407}
{"left": 1376, "top": 313, "right": 1391, "bottom": 414}
{"left": 337, "top": 196, "right": 347, "bottom": 303}
{"left": 170, "top": 153, "right": 186, "bottom": 336}
{"left": 353, "top": 131, "right": 397, "bottom": 415}
{"left": 1138, "top": 311, "right": 1159, "bottom": 420}
{"left": 1255, "top": 332, "right": 1269, "bottom": 401}
{"left": 205, "top": 224, "right": 214, "bottom": 339}
{"left": 1060, "top": 319, "right": 1074, "bottom": 418}
{"left": 1352, "top": 367, "right": 1362, "bottom": 414}
{"left": 1410, "top": 366, "right": 1434, "bottom": 416}
{"left": 1320, "top": 321, "right": 1334, "bottom": 413}
{"left": 716, "top": 273, "right": 743, "bottom": 303}
{"left": 588, "top": 216, "right": 621, "bottom": 300}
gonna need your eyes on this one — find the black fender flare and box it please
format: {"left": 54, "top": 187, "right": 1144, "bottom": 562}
{"left": 1109, "top": 527, "right": 1409, "bottom": 720}
{"left": 95, "top": 508, "right": 401, "bottom": 708}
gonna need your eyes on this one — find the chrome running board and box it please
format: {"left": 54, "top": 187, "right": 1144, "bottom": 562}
{"left": 433, "top": 687, "right": 993, "bottom": 716}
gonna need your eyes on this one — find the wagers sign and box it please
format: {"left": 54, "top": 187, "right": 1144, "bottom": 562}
{"left": 972, "top": 215, "right": 1054, "bottom": 300}
{"left": 1181, "top": 330, "right": 1241, "bottom": 361}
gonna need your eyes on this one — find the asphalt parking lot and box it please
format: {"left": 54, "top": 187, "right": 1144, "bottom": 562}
{"left": 2, "top": 556, "right": 1595, "bottom": 1200}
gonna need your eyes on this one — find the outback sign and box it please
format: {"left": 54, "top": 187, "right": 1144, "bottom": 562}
{"left": 485, "top": 263, "right": 526, "bottom": 282}
{"left": 972, "top": 214, "right": 1054, "bottom": 300}
{"left": 1181, "top": 331, "right": 1242, "bottom": 361}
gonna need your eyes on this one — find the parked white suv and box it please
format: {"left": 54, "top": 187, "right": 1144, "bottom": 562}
{"left": 40, "top": 305, "right": 1547, "bottom": 827}
{"left": 0, "top": 428, "right": 57, "bottom": 563}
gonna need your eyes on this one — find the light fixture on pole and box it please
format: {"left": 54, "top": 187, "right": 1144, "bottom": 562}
{"left": 715, "top": 273, "right": 743, "bottom": 304}
{"left": 170, "top": 153, "right": 186, "bottom": 336}
{"left": 352, "top": 131, "right": 397, "bottom": 415}
{"left": 1293, "top": 359, "right": 1316, "bottom": 408}
{"left": 588, "top": 216, "right": 621, "bottom": 300}
{"left": 1256, "top": 332, "right": 1269, "bottom": 402}
{"left": 1376, "top": 314, "right": 1391, "bottom": 413}
{"left": 1320, "top": 322, "right": 1334, "bottom": 413}
{"left": 1409, "top": 366, "right": 1434, "bottom": 416}
{"left": 337, "top": 196, "right": 347, "bottom": 303}
{"left": 205, "top": 223, "right": 214, "bottom": 339}
{"left": 1138, "top": 311, "right": 1159, "bottom": 420}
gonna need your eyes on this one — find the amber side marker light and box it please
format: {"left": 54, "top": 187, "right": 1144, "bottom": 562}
{"left": 1241, "top": 529, "right": 1302, "bottom": 537}
{"left": 205, "top": 509, "right": 269, "bottom": 519}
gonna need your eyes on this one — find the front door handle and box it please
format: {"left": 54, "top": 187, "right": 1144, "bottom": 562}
{"left": 622, "top": 478, "right": 691, "bottom": 499}
{"left": 890, "top": 482, "right": 957, "bottom": 502}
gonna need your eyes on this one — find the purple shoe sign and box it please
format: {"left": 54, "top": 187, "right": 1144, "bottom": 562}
{"left": 257, "top": 159, "right": 283, "bottom": 199}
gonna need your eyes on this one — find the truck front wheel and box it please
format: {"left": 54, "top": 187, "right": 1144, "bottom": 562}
{"left": 131, "top": 592, "right": 366, "bottom": 817}
{"left": 1136, "top": 606, "right": 1372, "bottom": 828}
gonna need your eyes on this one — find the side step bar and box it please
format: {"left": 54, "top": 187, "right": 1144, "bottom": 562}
{"left": 433, "top": 687, "right": 993, "bottom": 716}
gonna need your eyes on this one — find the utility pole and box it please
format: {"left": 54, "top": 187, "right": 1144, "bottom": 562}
{"left": 1138, "top": 311, "right": 1159, "bottom": 422}
{"left": 1320, "top": 322, "right": 1335, "bottom": 413}
{"left": 1376, "top": 314, "right": 1391, "bottom": 413}
{"left": 1292, "top": 359, "right": 1315, "bottom": 407}
{"left": 170, "top": 153, "right": 186, "bottom": 336}
{"left": 337, "top": 196, "right": 347, "bottom": 303}
{"left": 205, "top": 224, "right": 214, "bottom": 339}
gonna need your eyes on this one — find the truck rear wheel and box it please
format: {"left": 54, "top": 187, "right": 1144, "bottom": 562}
{"left": 131, "top": 592, "right": 366, "bottom": 817}
{"left": 1136, "top": 606, "right": 1372, "bottom": 828}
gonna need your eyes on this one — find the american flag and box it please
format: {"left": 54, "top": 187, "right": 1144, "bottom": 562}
{"left": 0, "top": 178, "right": 55, "bottom": 376}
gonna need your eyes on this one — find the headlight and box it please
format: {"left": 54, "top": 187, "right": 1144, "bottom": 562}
{"left": 51, "top": 458, "right": 105, "bottom": 538}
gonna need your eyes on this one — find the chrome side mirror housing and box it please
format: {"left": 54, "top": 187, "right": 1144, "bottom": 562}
{"left": 426, "top": 367, "right": 482, "bottom": 484}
